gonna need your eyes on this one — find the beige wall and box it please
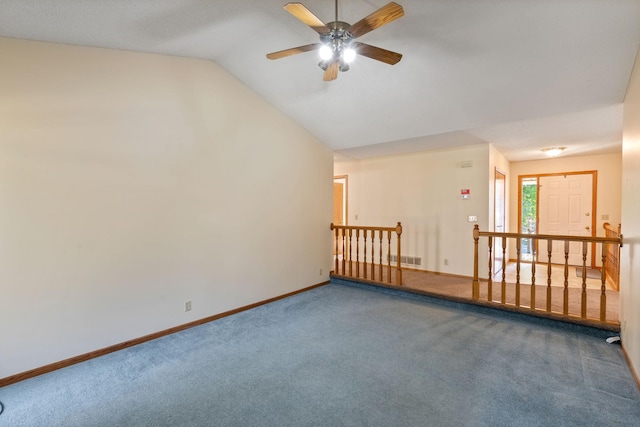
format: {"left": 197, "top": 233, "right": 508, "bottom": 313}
{"left": 335, "top": 144, "right": 491, "bottom": 277}
{"left": 621, "top": 48, "right": 640, "bottom": 381}
{"left": 508, "top": 153, "right": 622, "bottom": 262}
{"left": 489, "top": 144, "right": 511, "bottom": 232}
{"left": 0, "top": 38, "right": 334, "bottom": 378}
{"left": 509, "top": 153, "right": 622, "bottom": 235}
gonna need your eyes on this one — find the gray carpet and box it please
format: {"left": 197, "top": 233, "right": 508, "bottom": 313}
{"left": 1, "top": 282, "right": 639, "bottom": 426}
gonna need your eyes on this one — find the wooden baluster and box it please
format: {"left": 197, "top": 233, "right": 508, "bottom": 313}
{"left": 356, "top": 229, "right": 360, "bottom": 278}
{"left": 363, "top": 230, "right": 368, "bottom": 279}
{"left": 387, "top": 230, "right": 392, "bottom": 283}
{"left": 396, "top": 222, "right": 403, "bottom": 286}
{"left": 546, "top": 239, "right": 552, "bottom": 312}
{"left": 515, "top": 238, "right": 521, "bottom": 307}
{"left": 348, "top": 229, "right": 353, "bottom": 276}
{"left": 473, "top": 225, "right": 480, "bottom": 300}
{"left": 370, "top": 231, "right": 376, "bottom": 281}
{"left": 501, "top": 235, "right": 507, "bottom": 304}
{"left": 487, "top": 236, "right": 493, "bottom": 302}
{"left": 605, "top": 223, "right": 621, "bottom": 291}
{"left": 600, "top": 244, "right": 607, "bottom": 322}
{"left": 563, "top": 241, "right": 569, "bottom": 315}
{"left": 341, "top": 229, "right": 346, "bottom": 274}
{"left": 581, "top": 241, "right": 588, "bottom": 318}
{"left": 331, "top": 223, "right": 340, "bottom": 274}
{"left": 604, "top": 226, "right": 609, "bottom": 281}
{"left": 378, "top": 230, "right": 383, "bottom": 281}
{"left": 530, "top": 243, "right": 536, "bottom": 310}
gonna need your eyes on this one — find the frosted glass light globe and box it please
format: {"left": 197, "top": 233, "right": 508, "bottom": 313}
{"left": 343, "top": 47, "right": 356, "bottom": 63}
{"left": 319, "top": 45, "right": 333, "bottom": 60}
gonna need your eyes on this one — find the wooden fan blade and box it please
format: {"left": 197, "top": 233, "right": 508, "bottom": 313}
{"left": 266, "top": 43, "right": 321, "bottom": 60}
{"left": 323, "top": 61, "right": 339, "bottom": 81}
{"left": 348, "top": 2, "right": 404, "bottom": 38}
{"left": 352, "top": 42, "right": 402, "bottom": 65}
{"left": 284, "top": 2, "right": 331, "bottom": 34}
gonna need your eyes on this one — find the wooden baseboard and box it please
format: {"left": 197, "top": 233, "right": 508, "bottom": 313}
{"left": 0, "top": 281, "right": 329, "bottom": 388}
{"left": 622, "top": 343, "right": 640, "bottom": 393}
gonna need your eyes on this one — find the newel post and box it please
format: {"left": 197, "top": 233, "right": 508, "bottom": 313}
{"left": 396, "top": 222, "right": 403, "bottom": 286}
{"left": 473, "top": 225, "right": 480, "bottom": 300}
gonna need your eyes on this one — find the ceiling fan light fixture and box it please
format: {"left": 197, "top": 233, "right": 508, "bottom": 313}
{"left": 267, "top": 1, "right": 405, "bottom": 81}
{"left": 319, "top": 44, "right": 333, "bottom": 60}
{"left": 541, "top": 147, "right": 566, "bottom": 157}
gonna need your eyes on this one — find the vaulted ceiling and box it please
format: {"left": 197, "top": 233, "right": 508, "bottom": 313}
{"left": 2, "top": 0, "right": 639, "bottom": 161}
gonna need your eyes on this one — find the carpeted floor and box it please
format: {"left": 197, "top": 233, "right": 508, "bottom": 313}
{"left": 1, "top": 282, "right": 638, "bottom": 426}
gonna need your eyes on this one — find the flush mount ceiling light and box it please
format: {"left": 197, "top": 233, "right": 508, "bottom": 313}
{"left": 541, "top": 147, "right": 566, "bottom": 157}
{"left": 266, "top": 1, "right": 404, "bottom": 81}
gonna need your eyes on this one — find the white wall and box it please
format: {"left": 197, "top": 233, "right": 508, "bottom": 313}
{"left": 335, "top": 144, "right": 491, "bottom": 278}
{"left": 621, "top": 48, "right": 640, "bottom": 382}
{"left": 0, "top": 38, "right": 334, "bottom": 379}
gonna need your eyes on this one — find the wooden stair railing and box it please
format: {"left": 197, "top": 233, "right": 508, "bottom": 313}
{"left": 472, "top": 225, "right": 622, "bottom": 325}
{"left": 603, "top": 222, "right": 621, "bottom": 291}
{"left": 330, "top": 222, "right": 403, "bottom": 286}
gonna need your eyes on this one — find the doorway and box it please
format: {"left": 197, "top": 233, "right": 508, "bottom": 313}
{"left": 518, "top": 171, "right": 597, "bottom": 267}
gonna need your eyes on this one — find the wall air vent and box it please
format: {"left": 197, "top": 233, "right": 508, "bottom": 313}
{"left": 388, "top": 255, "right": 422, "bottom": 266}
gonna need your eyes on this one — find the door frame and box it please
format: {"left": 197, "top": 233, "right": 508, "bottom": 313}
{"left": 517, "top": 170, "right": 597, "bottom": 267}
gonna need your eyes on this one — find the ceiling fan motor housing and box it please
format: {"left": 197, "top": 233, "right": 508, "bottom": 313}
{"left": 319, "top": 22, "right": 354, "bottom": 70}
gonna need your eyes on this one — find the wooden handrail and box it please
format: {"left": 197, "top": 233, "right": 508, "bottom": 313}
{"left": 475, "top": 229, "right": 623, "bottom": 246}
{"left": 331, "top": 222, "right": 403, "bottom": 286}
{"left": 473, "top": 225, "right": 622, "bottom": 326}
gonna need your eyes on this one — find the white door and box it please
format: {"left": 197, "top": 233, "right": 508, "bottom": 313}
{"left": 538, "top": 174, "right": 593, "bottom": 265}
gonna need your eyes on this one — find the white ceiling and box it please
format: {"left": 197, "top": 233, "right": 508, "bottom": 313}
{"left": 1, "top": 0, "right": 639, "bottom": 162}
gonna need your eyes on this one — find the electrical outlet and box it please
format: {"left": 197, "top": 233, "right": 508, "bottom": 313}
{"left": 319, "top": 268, "right": 323, "bottom": 275}
{"left": 185, "top": 301, "right": 192, "bottom": 312}
{"left": 444, "top": 259, "right": 449, "bottom": 266}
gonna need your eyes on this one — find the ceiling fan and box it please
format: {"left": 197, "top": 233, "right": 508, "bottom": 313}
{"left": 266, "top": 1, "right": 404, "bottom": 81}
